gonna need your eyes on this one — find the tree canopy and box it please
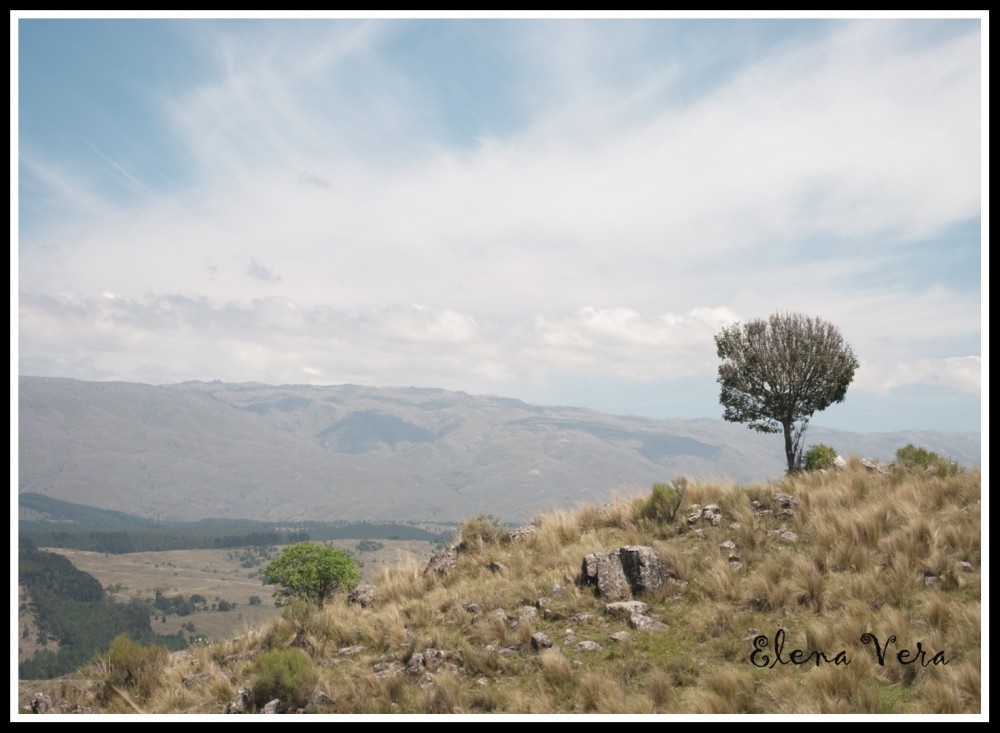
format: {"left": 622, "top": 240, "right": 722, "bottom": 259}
{"left": 715, "top": 312, "right": 859, "bottom": 473}
{"left": 262, "top": 542, "right": 363, "bottom": 607}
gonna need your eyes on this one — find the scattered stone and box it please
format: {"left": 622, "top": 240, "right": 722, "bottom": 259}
{"left": 30, "top": 693, "right": 52, "bottom": 714}
{"left": 924, "top": 574, "right": 940, "bottom": 588}
{"left": 261, "top": 699, "right": 282, "bottom": 714}
{"left": 772, "top": 493, "right": 797, "bottom": 509}
{"left": 423, "top": 648, "right": 446, "bottom": 671}
{"left": 551, "top": 583, "right": 568, "bottom": 596}
{"left": 719, "top": 540, "right": 736, "bottom": 550}
{"left": 833, "top": 455, "right": 847, "bottom": 470}
{"left": 509, "top": 525, "right": 538, "bottom": 543}
{"left": 424, "top": 545, "right": 459, "bottom": 577}
{"left": 729, "top": 522, "right": 742, "bottom": 530}
{"left": 312, "top": 691, "right": 332, "bottom": 707}
{"left": 476, "top": 677, "right": 489, "bottom": 687}
{"left": 535, "top": 596, "right": 551, "bottom": 608}
{"left": 225, "top": 687, "right": 251, "bottom": 714}
{"left": 610, "top": 631, "right": 632, "bottom": 642}
{"left": 605, "top": 600, "right": 650, "bottom": 617}
{"left": 182, "top": 672, "right": 213, "bottom": 688}
{"left": 406, "top": 652, "right": 426, "bottom": 675}
{"left": 628, "top": 614, "right": 668, "bottom": 631}
{"left": 577, "top": 640, "right": 603, "bottom": 652}
{"left": 779, "top": 531, "right": 798, "bottom": 544}
{"left": 693, "top": 529, "right": 706, "bottom": 539}
{"left": 861, "top": 458, "right": 887, "bottom": 473}
{"left": 531, "top": 632, "right": 554, "bottom": 649}
{"left": 221, "top": 650, "right": 255, "bottom": 667}
{"left": 686, "top": 511, "right": 702, "bottom": 525}
{"left": 416, "top": 672, "right": 435, "bottom": 689}
{"left": 499, "top": 646, "right": 521, "bottom": 656}
{"left": 569, "top": 612, "right": 595, "bottom": 625}
{"left": 520, "top": 605, "right": 538, "bottom": 620}
{"left": 348, "top": 582, "right": 376, "bottom": 608}
{"left": 337, "top": 645, "right": 364, "bottom": 656}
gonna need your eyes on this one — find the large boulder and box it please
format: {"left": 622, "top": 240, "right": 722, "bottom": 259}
{"left": 581, "top": 546, "right": 672, "bottom": 598}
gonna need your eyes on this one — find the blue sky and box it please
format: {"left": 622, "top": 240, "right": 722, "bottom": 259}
{"left": 13, "top": 13, "right": 985, "bottom": 433}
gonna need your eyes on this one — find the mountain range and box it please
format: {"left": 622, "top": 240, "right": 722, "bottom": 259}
{"left": 17, "top": 376, "right": 981, "bottom": 523}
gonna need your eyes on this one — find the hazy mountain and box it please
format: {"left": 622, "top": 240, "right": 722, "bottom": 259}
{"left": 17, "top": 376, "right": 981, "bottom": 523}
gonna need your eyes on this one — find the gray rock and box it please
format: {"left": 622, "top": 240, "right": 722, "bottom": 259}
{"left": 582, "top": 546, "right": 673, "bottom": 598}
{"left": 772, "top": 492, "right": 797, "bottom": 509}
{"left": 182, "top": 672, "right": 213, "bottom": 688}
{"left": 531, "top": 632, "right": 554, "bottom": 649}
{"left": 348, "top": 582, "right": 376, "bottom": 608}
{"left": 551, "top": 583, "right": 568, "bottom": 596}
{"left": 261, "top": 699, "right": 281, "bottom": 714}
{"left": 221, "top": 650, "right": 255, "bottom": 666}
{"left": 425, "top": 544, "right": 459, "bottom": 577}
{"left": 520, "top": 605, "right": 538, "bottom": 620}
{"left": 610, "top": 631, "right": 632, "bottom": 642}
{"left": 605, "top": 600, "right": 650, "bottom": 617}
{"left": 406, "top": 652, "right": 426, "bottom": 675}
{"left": 779, "top": 531, "right": 798, "bottom": 544}
{"left": 225, "top": 687, "right": 251, "bottom": 714}
{"left": 577, "top": 640, "right": 603, "bottom": 651}
{"left": 628, "top": 614, "right": 668, "bottom": 630}
{"left": 569, "top": 612, "right": 595, "bottom": 624}
{"left": 509, "top": 525, "right": 537, "bottom": 543}
{"left": 581, "top": 551, "right": 631, "bottom": 598}
{"left": 337, "top": 645, "right": 365, "bottom": 656}
{"left": 833, "top": 455, "right": 847, "bottom": 470}
{"left": 30, "top": 693, "right": 52, "bottom": 714}
{"left": 719, "top": 540, "right": 736, "bottom": 550}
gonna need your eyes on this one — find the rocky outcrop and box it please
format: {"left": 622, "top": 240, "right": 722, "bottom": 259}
{"left": 581, "top": 546, "right": 672, "bottom": 598}
{"left": 348, "top": 582, "right": 376, "bottom": 608}
{"left": 424, "top": 544, "right": 459, "bottom": 577}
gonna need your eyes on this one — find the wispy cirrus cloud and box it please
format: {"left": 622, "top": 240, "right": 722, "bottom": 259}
{"left": 16, "top": 17, "right": 983, "bottom": 430}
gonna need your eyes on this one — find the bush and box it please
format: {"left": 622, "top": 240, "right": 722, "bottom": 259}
{"left": 262, "top": 542, "right": 363, "bottom": 607}
{"left": 251, "top": 648, "right": 319, "bottom": 710}
{"left": 458, "top": 514, "right": 509, "bottom": 548}
{"left": 894, "top": 444, "right": 959, "bottom": 475}
{"left": 641, "top": 478, "right": 688, "bottom": 524}
{"left": 803, "top": 444, "right": 838, "bottom": 471}
{"left": 98, "top": 633, "right": 169, "bottom": 704}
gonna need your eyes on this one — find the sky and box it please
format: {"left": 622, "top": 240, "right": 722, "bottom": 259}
{"left": 12, "top": 12, "right": 986, "bottom": 433}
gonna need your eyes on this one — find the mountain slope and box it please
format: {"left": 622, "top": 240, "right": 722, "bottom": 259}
{"left": 17, "top": 376, "right": 980, "bottom": 523}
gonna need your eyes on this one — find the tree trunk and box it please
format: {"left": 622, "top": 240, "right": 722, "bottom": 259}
{"left": 782, "top": 420, "right": 796, "bottom": 474}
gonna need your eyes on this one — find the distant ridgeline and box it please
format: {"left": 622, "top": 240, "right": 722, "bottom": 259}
{"left": 19, "top": 493, "right": 450, "bottom": 554}
{"left": 18, "top": 537, "right": 187, "bottom": 679}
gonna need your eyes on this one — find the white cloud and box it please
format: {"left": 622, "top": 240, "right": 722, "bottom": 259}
{"left": 16, "top": 19, "right": 983, "bottom": 428}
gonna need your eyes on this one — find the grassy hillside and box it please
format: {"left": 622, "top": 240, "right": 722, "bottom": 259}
{"left": 19, "top": 460, "right": 981, "bottom": 715}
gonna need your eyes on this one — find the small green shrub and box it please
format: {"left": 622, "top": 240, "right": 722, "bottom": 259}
{"left": 641, "top": 478, "right": 688, "bottom": 524}
{"left": 803, "top": 444, "right": 838, "bottom": 471}
{"left": 251, "top": 648, "right": 319, "bottom": 710}
{"left": 459, "top": 514, "right": 509, "bottom": 548}
{"left": 894, "top": 444, "right": 959, "bottom": 475}
{"left": 98, "top": 633, "right": 169, "bottom": 704}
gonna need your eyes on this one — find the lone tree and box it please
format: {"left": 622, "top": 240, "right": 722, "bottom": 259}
{"left": 714, "top": 312, "right": 859, "bottom": 473}
{"left": 262, "top": 542, "right": 363, "bottom": 607}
